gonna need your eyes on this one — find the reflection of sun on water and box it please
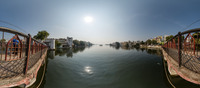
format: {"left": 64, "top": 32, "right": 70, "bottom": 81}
{"left": 84, "top": 66, "right": 93, "bottom": 74}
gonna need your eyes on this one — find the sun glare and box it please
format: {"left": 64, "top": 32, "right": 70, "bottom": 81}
{"left": 84, "top": 16, "right": 93, "bottom": 23}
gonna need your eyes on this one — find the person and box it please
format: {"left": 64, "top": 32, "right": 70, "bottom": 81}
{"left": 13, "top": 39, "right": 19, "bottom": 55}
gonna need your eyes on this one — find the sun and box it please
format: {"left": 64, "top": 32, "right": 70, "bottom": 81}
{"left": 84, "top": 16, "right": 93, "bottom": 23}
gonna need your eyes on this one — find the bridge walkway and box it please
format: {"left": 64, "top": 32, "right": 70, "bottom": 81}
{"left": 163, "top": 48, "right": 200, "bottom": 73}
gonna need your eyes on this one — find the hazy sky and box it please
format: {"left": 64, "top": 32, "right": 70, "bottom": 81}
{"left": 0, "top": 0, "right": 200, "bottom": 44}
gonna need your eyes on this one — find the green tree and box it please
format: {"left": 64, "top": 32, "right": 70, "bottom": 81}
{"left": 0, "top": 39, "right": 6, "bottom": 42}
{"left": 33, "top": 30, "right": 49, "bottom": 40}
{"left": 166, "top": 35, "right": 174, "bottom": 41}
{"left": 115, "top": 42, "right": 120, "bottom": 47}
{"left": 125, "top": 42, "right": 129, "bottom": 48}
{"left": 73, "top": 40, "right": 80, "bottom": 46}
{"left": 55, "top": 40, "right": 61, "bottom": 48}
{"left": 192, "top": 33, "right": 200, "bottom": 49}
{"left": 192, "top": 33, "right": 200, "bottom": 43}
{"left": 80, "top": 41, "right": 85, "bottom": 46}
{"left": 140, "top": 41, "right": 145, "bottom": 45}
{"left": 135, "top": 43, "right": 140, "bottom": 47}
{"left": 0, "top": 39, "right": 6, "bottom": 50}
{"left": 146, "top": 39, "right": 152, "bottom": 45}
{"left": 152, "top": 40, "right": 157, "bottom": 45}
{"left": 192, "top": 33, "right": 200, "bottom": 38}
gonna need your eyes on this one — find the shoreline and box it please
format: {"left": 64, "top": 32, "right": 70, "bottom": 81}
{"left": 140, "top": 45, "right": 162, "bottom": 49}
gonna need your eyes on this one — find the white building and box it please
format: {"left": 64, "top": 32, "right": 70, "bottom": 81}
{"left": 57, "top": 38, "right": 68, "bottom": 48}
{"left": 44, "top": 37, "right": 73, "bottom": 49}
{"left": 43, "top": 38, "right": 55, "bottom": 49}
{"left": 67, "top": 37, "right": 73, "bottom": 48}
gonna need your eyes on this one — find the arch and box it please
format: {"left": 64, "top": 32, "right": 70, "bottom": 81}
{"left": 5, "top": 34, "right": 22, "bottom": 61}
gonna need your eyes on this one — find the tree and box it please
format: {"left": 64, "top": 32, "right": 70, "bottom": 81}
{"left": 115, "top": 42, "right": 120, "bottom": 47}
{"left": 140, "top": 41, "right": 145, "bottom": 45}
{"left": 192, "top": 33, "right": 200, "bottom": 43}
{"left": 146, "top": 39, "right": 152, "bottom": 45}
{"left": 125, "top": 42, "right": 129, "bottom": 48}
{"left": 152, "top": 40, "right": 157, "bottom": 45}
{"left": 73, "top": 40, "right": 80, "bottom": 46}
{"left": 0, "top": 39, "right": 6, "bottom": 50}
{"left": 135, "top": 43, "right": 140, "bottom": 47}
{"left": 55, "top": 40, "right": 61, "bottom": 48}
{"left": 166, "top": 35, "right": 174, "bottom": 41}
{"left": 33, "top": 30, "right": 49, "bottom": 40}
{"left": 80, "top": 41, "right": 86, "bottom": 46}
{"left": 192, "top": 33, "right": 200, "bottom": 38}
{"left": 0, "top": 39, "right": 6, "bottom": 42}
{"left": 80, "top": 41, "right": 85, "bottom": 46}
{"left": 192, "top": 33, "right": 200, "bottom": 49}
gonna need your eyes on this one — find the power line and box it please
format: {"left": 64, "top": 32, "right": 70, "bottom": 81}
{"left": 0, "top": 20, "right": 28, "bottom": 33}
{"left": 182, "top": 19, "right": 200, "bottom": 31}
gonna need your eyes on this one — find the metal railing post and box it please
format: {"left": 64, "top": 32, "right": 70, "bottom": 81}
{"left": 178, "top": 32, "right": 182, "bottom": 67}
{"left": 24, "top": 34, "right": 31, "bottom": 74}
{"left": 40, "top": 44, "right": 42, "bottom": 58}
{"left": 167, "top": 42, "right": 168, "bottom": 48}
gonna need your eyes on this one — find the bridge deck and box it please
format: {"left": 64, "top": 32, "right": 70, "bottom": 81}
{"left": 0, "top": 49, "right": 47, "bottom": 79}
{"left": 0, "top": 27, "right": 48, "bottom": 87}
{"left": 0, "top": 57, "right": 25, "bottom": 78}
{"left": 164, "top": 48, "right": 200, "bottom": 73}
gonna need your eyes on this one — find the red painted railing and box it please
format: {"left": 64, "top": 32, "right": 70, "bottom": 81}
{"left": 162, "top": 28, "right": 200, "bottom": 73}
{"left": 0, "top": 27, "right": 48, "bottom": 78}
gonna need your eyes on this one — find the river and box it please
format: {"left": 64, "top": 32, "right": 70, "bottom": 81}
{"left": 29, "top": 45, "right": 200, "bottom": 88}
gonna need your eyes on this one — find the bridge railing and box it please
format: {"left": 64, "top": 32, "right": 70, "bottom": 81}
{"left": 162, "top": 28, "right": 200, "bottom": 73}
{"left": 0, "top": 27, "right": 48, "bottom": 78}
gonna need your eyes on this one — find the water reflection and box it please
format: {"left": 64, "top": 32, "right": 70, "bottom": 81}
{"left": 35, "top": 45, "right": 199, "bottom": 88}
{"left": 48, "top": 46, "right": 91, "bottom": 59}
{"left": 48, "top": 50, "right": 55, "bottom": 59}
{"left": 43, "top": 45, "right": 170, "bottom": 88}
{"left": 110, "top": 45, "right": 162, "bottom": 56}
{"left": 145, "top": 48, "right": 162, "bottom": 56}
{"left": 50, "top": 45, "right": 162, "bottom": 58}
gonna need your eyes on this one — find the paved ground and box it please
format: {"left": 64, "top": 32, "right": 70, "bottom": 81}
{"left": 0, "top": 49, "right": 46, "bottom": 79}
{"left": 164, "top": 48, "right": 200, "bottom": 73}
{"left": 0, "top": 52, "right": 26, "bottom": 61}
{"left": 0, "top": 57, "right": 25, "bottom": 78}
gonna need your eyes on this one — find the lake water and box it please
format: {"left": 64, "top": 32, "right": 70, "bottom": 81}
{"left": 29, "top": 45, "right": 200, "bottom": 88}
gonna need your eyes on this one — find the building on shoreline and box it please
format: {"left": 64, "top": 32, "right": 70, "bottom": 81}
{"left": 67, "top": 37, "right": 73, "bottom": 48}
{"left": 44, "top": 37, "right": 73, "bottom": 49}
{"left": 149, "top": 35, "right": 169, "bottom": 45}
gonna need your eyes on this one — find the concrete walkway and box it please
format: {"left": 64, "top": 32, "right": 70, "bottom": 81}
{"left": 164, "top": 48, "right": 200, "bottom": 73}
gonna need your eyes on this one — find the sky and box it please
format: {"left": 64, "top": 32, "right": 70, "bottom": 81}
{"left": 0, "top": 0, "right": 200, "bottom": 44}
